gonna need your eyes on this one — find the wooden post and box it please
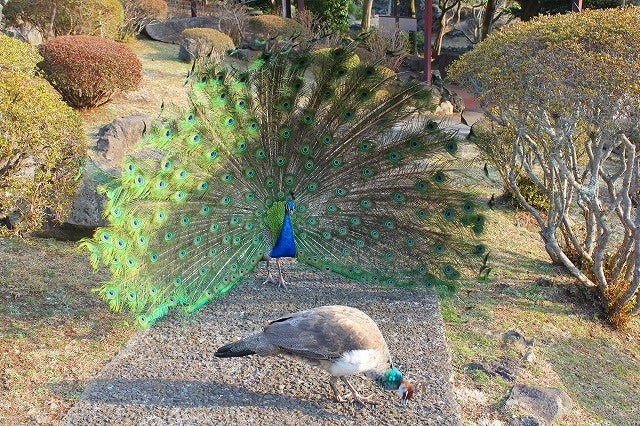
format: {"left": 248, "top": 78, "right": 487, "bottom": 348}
{"left": 571, "top": 0, "right": 582, "bottom": 11}
{"left": 424, "top": 0, "right": 432, "bottom": 84}
{"left": 297, "top": 0, "right": 304, "bottom": 14}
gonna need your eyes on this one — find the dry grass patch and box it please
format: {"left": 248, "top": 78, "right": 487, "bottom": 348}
{"left": 0, "top": 238, "right": 134, "bottom": 425}
{"left": 443, "top": 185, "right": 640, "bottom": 425}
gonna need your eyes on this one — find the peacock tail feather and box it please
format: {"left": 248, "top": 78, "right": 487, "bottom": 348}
{"left": 82, "top": 39, "right": 486, "bottom": 327}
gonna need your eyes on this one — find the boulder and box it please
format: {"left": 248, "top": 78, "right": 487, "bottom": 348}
{"left": 144, "top": 17, "right": 221, "bottom": 44}
{"left": 4, "top": 23, "right": 43, "bottom": 45}
{"left": 95, "top": 114, "right": 152, "bottom": 167}
{"left": 505, "top": 385, "right": 573, "bottom": 425}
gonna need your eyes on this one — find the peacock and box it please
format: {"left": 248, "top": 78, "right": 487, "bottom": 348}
{"left": 82, "top": 38, "right": 486, "bottom": 328}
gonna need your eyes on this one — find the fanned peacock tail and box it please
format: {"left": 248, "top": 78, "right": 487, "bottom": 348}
{"left": 82, "top": 39, "right": 486, "bottom": 327}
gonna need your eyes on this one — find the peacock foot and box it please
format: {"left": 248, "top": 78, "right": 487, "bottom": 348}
{"left": 344, "top": 392, "right": 377, "bottom": 405}
{"left": 261, "top": 275, "right": 288, "bottom": 288}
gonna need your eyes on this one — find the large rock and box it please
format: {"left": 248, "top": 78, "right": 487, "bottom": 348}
{"left": 95, "top": 114, "right": 152, "bottom": 167}
{"left": 505, "top": 385, "right": 573, "bottom": 425}
{"left": 144, "top": 17, "right": 221, "bottom": 44}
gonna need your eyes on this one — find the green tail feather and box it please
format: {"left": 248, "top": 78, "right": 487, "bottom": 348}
{"left": 83, "top": 39, "right": 486, "bottom": 327}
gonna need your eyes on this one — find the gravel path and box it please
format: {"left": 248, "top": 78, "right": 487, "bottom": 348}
{"left": 62, "top": 260, "right": 461, "bottom": 425}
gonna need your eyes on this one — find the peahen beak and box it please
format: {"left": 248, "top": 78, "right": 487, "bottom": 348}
{"left": 399, "top": 379, "right": 413, "bottom": 406}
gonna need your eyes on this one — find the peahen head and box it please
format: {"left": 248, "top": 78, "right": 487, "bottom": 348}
{"left": 378, "top": 367, "right": 413, "bottom": 406}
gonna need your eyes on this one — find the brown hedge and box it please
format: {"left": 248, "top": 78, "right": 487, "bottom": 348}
{"left": 38, "top": 35, "right": 143, "bottom": 109}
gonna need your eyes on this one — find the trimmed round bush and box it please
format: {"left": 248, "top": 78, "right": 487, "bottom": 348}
{"left": 38, "top": 35, "right": 143, "bottom": 109}
{"left": 0, "top": 34, "right": 42, "bottom": 73}
{"left": 244, "top": 15, "right": 304, "bottom": 43}
{"left": 179, "top": 27, "right": 234, "bottom": 62}
{"left": 0, "top": 69, "right": 86, "bottom": 235}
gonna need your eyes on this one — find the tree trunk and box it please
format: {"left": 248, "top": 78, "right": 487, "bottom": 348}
{"left": 361, "top": 0, "right": 373, "bottom": 31}
{"left": 480, "top": 0, "right": 496, "bottom": 40}
{"left": 432, "top": 12, "right": 447, "bottom": 57}
{"left": 408, "top": 0, "right": 417, "bottom": 54}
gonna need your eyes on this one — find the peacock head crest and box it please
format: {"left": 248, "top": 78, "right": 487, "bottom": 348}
{"left": 379, "top": 367, "right": 413, "bottom": 405}
{"left": 286, "top": 192, "right": 295, "bottom": 213}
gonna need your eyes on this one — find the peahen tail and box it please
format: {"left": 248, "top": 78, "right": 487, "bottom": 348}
{"left": 82, "top": 37, "right": 486, "bottom": 328}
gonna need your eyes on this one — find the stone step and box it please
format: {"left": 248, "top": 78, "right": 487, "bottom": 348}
{"left": 62, "top": 261, "right": 461, "bottom": 425}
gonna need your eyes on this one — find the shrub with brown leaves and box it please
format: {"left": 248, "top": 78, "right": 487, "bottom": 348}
{"left": 38, "top": 35, "right": 143, "bottom": 109}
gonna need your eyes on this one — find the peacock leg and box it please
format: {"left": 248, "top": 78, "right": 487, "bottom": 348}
{"left": 340, "top": 377, "right": 377, "bottom": 405}
{"left": 275, "top": 258, "right": 287, "bottom": 288}
{"left": 261, "top": 259, "right": 276, "bottom": 286}
{"left": 329, "top": 376, "right": 348, "bottom": 402}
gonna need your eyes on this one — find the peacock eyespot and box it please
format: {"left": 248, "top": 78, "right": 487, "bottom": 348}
{"left": 106, "top": 289, "right": 116, "bottom": 299}
{"left": 157, "top": 180, "right": 166, "bottom": 189}
{"left": 305, "top": 160, "right": 315, "bottom": 171}
{"left": 163, "top": 161, "right": 172, "bottom": 170}
{"left": 127, "top": 163, "right": 135, "bottom": 172}
{"left": 226, "top": 117, "right": 235, "bottom": 126}
{"left": 475, "top": 244, "right": 486, "bottom": 254}
{"left": 343, "top": 111, "right": 353, "bottom": 120}
{"left": 150, "top": 252, "right": 159, "bottom": 262}
{"left": 338, "top": 226, "right": 347, "bottom": 235}
{"left": 245, "top": 168, "right": 256, "bottom": 179}
{"left": 165, "top": 130, "right": 172, "bottom": 138}
{"left": 256, "top": 149, "right": 266, "bottom": 159}
{"left": 356, "top": 239, "right": 364, "bottom": 247}
{"left": 332, "top": 159, "right": 342, "bottom": 167}
{"left": 433, "top": 172, "right": 444, "bottom": 183}
{"left": 384, "top": 220, "right": 394, "bottom": 229}
{"left": 362, "top": 168, "right": 373, "bottom": 177}
{"left": 326, "top": 204, "right": 337, "bottom": 212}
{"left": 275, "top": 156, "right": 286, "bottom": 166}
{"left": 360, "top": 199, "right": 371, "bottom": 208}
{"left": 194, "top": 235, "right": 203, "bottom": 244}
{"left": 405, "top": 238, "right": 414, "bottom": 246}
{"left": 322, "top": 135, "right": 332, "bottom": 145}
{"left": 192, "top": 134, "right": 200, "bottom": 143}
{"left": 435, "top": 244, "right": 444, "bottom": 253}
{"left": 350, "top": 216, "right": 361, "bottom": 225}
{"left": 179, "top": 249, "right": 187, "bottom": 259}
{"left": 443, "top": 209, "right": 453, "bottom": 218}
{"left": 370, "top": 230, "right": 379, "bottom": 238}
{"left": 237, "top": 141, "right": 247, "bottom": 152}
{"left": 221, "top": 173, "right": 233, "bottom": 183}
{"left": 138, "top": 236, "right": 146, "bottom": 245}
{"left": 285, "top": 175, "right": 295, "bottom": 186}
{"left": 201, "top": 205, "right": 211, "bottom": 215}
{"left": 393, "top": 193, "right": 404, "bottom": 202}
{"left": 463, "top": 202, "right": 473, "bottom": 212}
{"left": 416, "top": 209, "right": 426, "bottom": 219}
{"left": 181, "top": 215, "right": 190, "bottom": 226}
{"left": 335, "top": 188, "right": 346, "bottom": 196}
{"left": 187, "top": 113, "right": 194, "bottom": 122}
{"left": 136, "top": 176, "right": 144, "bottom": 185}
{"left": 237, "top": 100, "right": 246, "bottom": 108}
{"left": 165, "top": 231, "right": 174, "bottom": 241}
{"left": 199, "top": 181, "right": 209, "bottom": 190}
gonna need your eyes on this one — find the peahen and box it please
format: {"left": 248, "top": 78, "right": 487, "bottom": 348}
{"left": 214, "top": 305, "right": 413, "bottom": 405}
{"left": 82, "top": 39, "right": 486, "bottom": 328}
